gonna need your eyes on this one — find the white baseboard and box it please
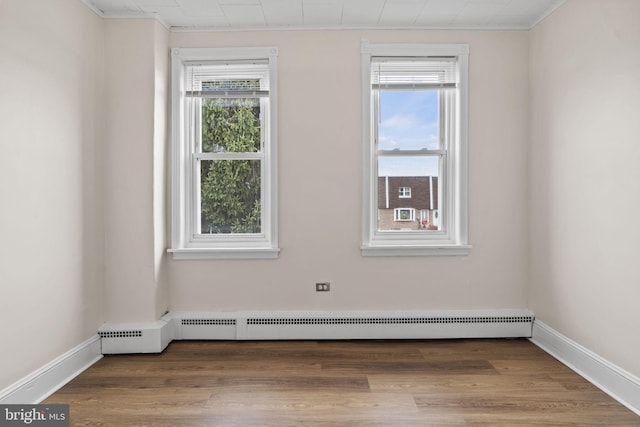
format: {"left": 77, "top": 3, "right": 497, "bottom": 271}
{"left": 0, "top": 335, "right": 102, "bottom": 404}
{"left": 530, "top": 320, "right": 640, "bottom": 416}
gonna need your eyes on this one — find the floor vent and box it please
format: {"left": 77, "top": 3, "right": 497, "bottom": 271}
{"left": 98, "top": 330, "right": 142, "bottom": 339}
{"left": 182, "top": 319, "right": 236, "bottom": 326}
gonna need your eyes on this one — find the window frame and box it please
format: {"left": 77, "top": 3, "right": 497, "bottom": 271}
{"left": 361, "top": 42, "right": 470, "bottom": 257}
{"left": 169, "top": 47, "right": 279, "bottom": 260}
{"left": 398, "top": 187, "right": 412, "bottom": 198}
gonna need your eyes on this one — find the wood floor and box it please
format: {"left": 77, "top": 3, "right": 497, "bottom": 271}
{"left": 44, "top": 339, "right": 639, "bottom": 426}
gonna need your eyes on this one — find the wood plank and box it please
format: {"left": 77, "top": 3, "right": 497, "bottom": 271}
{"left": 63, "top": 374, "right": 370, "bottom": 391}
{"left": 367, "top": 373, "right": 568, "bottom": 393}
{"left": 321, "top": 359, "right": 497, "bottom": 375}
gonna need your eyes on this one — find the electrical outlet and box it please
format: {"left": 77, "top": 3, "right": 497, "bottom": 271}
{"left": 315, "top": 282, "right": 330, "bottom": 292}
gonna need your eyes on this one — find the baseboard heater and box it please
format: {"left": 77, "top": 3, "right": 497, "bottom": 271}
{"left": 98, "top": 310, "right": 534, "bottom": 354}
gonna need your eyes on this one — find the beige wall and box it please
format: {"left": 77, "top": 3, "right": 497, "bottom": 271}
{"left": 529, "top": 0, "right": 640, "bottom": 376}
{"left": 103, "top": 19, "right": 169, "bottom": 323}
{"left": 168, "top": 30, "right": 530, "bottom": 312}
{"left": 0, "top": 5, "right": 170, "bottom": 392}
{"left": 153, "top": 21, "right": 170, "bottom": 319}
{"left": 0, "top": 0, "right": 105, "bottom": 388}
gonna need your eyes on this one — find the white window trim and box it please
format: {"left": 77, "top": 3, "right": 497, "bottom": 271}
{"left": 169, "top": 47, "right": 279, "bottom": 260}
{"left": 361, "top": 41, "right": 471, "bottom": 257}
{"left": 398, "top": 187, "right": 411, "bottom": 198}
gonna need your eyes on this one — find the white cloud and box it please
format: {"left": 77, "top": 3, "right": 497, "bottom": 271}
{"left": 381, "top": 114, "right": 417, "bottom": 129}
{"left": 378, "top": 135, "right": 399, "bottom": 147}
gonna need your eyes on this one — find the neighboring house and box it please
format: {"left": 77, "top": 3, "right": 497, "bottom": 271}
{"left": 377, "top": 176, "right": 439, "bottom": 231}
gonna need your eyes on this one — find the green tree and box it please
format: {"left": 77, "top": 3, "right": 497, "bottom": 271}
{"left": 200, "top": 95, "right": 261, "bottom": 234}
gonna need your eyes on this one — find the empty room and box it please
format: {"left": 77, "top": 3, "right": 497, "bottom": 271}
{"left": 1, "top": 0, "right": 639, "bottom": 425}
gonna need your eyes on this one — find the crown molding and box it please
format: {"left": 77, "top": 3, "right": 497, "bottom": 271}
{"left": 79, "top": 0, "right": 103, "bottom": 17}
{"left": 169, "top": 24, "right": 531, "bottom": 33}
{"left": 78, "top": 1, "right": 170, "bottom": 30}
{"left": 102, "top": 13, "right": 169, "bottom": 30}
{"left": 531, "top": 0, "right": 567, "bottom": 28}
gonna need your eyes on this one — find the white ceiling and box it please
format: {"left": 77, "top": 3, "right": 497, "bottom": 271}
{"left": 83, "top": 0, "right": 566, "bottom": 30}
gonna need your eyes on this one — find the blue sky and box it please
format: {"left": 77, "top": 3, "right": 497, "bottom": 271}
{"left": 378, "top": 90, "right": 440, "bottom": 177}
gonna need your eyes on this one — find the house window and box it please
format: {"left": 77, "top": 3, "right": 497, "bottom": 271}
{"left": 394, "top": 208, "right": 415, "bottom": 221}
{"left": 169, "top": 47, "right": 279, "bottom": 259}
{"left": 361, "top": 42, "right": 470, "bottom": 256}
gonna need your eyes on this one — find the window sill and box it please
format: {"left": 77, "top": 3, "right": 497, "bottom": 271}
{"left": 361, "top": 244, "right": 471, "bottom": 257}
{"left": 168, "top": 247, "right": 280, "bottom": 260}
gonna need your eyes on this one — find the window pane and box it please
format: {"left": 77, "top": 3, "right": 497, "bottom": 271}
{"left": 377, "top": 156, "right": 440, "bottom": 232}
{"left": 201, "top": 97, "right": 261, "bottom": 153}
{"left": 378, "top": 90, "right": 439, "bottom": 151}
{"left": 378, "top": 155, "right": 439, "bottom": 177}
{"left": 200, "top": 160, "right": 261, "bottom": 234}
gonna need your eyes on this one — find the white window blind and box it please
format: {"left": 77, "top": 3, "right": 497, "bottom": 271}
{"left": 185, "top": 60, "right": 270, "bottom": 98}
{"left": 371, "top": 57, "right": 459, "bottom": 90}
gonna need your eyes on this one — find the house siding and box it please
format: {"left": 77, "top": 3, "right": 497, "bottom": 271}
{"left": 377, "top": 176, "right": 439, "bottom": 230}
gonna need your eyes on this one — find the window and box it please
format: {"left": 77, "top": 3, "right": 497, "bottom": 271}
{"left": 361, "top": 42, "right": 470, "bottom": 256}
{"left": 398, "top": 187, "right": 411, "bottom": 198}
{"left": 169, "top": 47, "right": 279, "bottom": 259}
{"left": 394, "top": 208, "right": 415, "bottom": 221}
